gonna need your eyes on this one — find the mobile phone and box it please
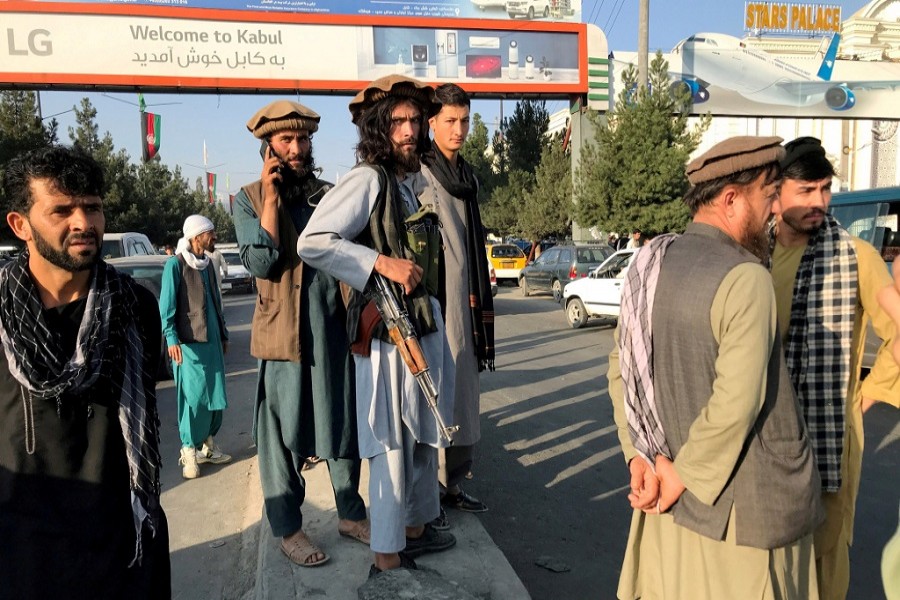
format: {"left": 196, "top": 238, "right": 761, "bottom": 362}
{"left": 259, "top": 139, "right": 283, "bottom": 175}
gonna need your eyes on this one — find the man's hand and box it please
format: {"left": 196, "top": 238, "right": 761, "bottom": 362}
{"left": 861, "top": 396, "right": 876, "bottom": 414}
{"left": 261, "top": 145, "right": 283, "bottom": 205}
{"left": 167, "top": 344, "right": 183, "bottom": 365}
{"left": 653, "top": 455, "right": 686, "bottom": 514}
{"left": 627, "top": 456, "right": 660, "bottom": 511}
{"left": 374, "top": 254, "right": 424, "bottom": 296}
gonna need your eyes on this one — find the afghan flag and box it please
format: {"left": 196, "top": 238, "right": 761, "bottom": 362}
{"left": 141, "top": 111, "right": 161, "bottom": 162}
{"left": 206, "top": 172, "right": 217, "bottom": 204}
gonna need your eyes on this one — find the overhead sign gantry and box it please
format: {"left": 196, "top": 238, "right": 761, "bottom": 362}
{"left": 0, "top": 0, "right": 609, "bottom": 108}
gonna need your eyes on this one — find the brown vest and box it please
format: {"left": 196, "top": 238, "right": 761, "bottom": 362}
{"left": 653, "top": 224, "right": 822, "bottom": 549}
{"left": 174, "top": 254, "right": 225, "bottom": 344}
{"left": 243, "top": 181, "right": 304, "bottom": 361}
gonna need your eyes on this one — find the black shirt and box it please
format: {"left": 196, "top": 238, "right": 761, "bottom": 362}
{"left": 0, "top": 283, "right": 170, "bottom": 600}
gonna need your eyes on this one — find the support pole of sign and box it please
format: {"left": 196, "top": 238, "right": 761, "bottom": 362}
{"left": 638, "top": 0, "right": 649, "bottom": 90}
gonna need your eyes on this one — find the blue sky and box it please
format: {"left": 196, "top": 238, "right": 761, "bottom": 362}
{"left": 35, "top": 0, "right": 866, "bottom": 202}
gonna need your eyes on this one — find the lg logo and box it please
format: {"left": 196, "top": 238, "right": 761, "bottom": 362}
{"left": 6, "top": 29, "right": 53, "bottom": 56}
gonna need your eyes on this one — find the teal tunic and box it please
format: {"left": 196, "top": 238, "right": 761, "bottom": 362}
{"left": 159, "top": 257, "right": 228, "bottom": 446}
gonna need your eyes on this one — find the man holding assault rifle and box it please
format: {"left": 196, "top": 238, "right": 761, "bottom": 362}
{"left": 298, "top": 75, "right": 458, "bottom": 579}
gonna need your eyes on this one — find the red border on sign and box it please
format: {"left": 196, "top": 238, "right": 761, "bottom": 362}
{"left": 0, "top": 1, "right": 588, "bottom": 95}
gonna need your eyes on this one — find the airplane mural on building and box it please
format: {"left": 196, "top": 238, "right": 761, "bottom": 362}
{"left": 670, "top": 32, "right": 899, "bottom": 112}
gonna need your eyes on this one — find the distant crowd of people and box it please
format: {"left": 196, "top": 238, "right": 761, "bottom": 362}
{"left": 0, "top": 74, "right": 897, "bottom": 600}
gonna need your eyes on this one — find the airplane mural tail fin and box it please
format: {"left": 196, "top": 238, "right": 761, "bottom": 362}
{"left": 816, "top": 34, "right": 840, "bottom": 81}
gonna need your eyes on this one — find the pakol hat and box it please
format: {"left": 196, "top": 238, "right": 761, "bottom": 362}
{"left": 182, "top": 214, "right": 215, "bottom": 241}
{"left": 686, "top": 136, "right": 785, "bottom": 185}
{"left": 349, "top": 75, "right": 437, "bottom": 125}
{"left": 247, "top": 100, "right": 320, "bottom": 139}
{"left": 780, "top": 136, "right": 827, "bottom": 171}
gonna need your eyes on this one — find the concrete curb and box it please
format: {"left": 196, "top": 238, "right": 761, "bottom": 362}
{"left": 254, "top": 461, "right": 530, "bottom": 599}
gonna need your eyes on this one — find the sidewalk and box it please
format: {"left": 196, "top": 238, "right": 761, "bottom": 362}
{"left": 253, "top": 460, "right": 531, "bottom": 599}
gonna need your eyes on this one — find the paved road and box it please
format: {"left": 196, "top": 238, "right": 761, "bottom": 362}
{"left": 156, "top": 283, "right": 898, "bottom": 599}
{"left": 473, "top": 284, "right": 899, "bottom": 600}
{"left": 157, "top": 292, "right": 261, "bottom": 600}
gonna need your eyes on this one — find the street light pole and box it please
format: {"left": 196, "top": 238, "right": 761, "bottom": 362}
{"left": 638, "top": 0, "right": 649, "bottom": 90}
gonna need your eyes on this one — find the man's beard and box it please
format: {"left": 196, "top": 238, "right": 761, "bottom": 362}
{"left": 781, "top": 207, "right": 825, "bottom": 236}
{"left": 282, "top": 147, "right": 315, "bottom": 180}
{"left": 31, "top": 226, "right": 99, "bottom": 272}
{"left": 740, "top": 219, "right": 771, "bottom": 263}
{"left": 393, "top": 142, "right": 421, "bottom": 174}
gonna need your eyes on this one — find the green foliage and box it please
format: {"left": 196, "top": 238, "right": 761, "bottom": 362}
{"left": 0, "top": 92, "right": 235, "bottom": 246}
{"left": 478, "top": 100, "right": 558, "bottom": 240}
{"left": 459, "top": 113, "right": 498, "bottom": 201}
{"left": 503, "top": 99, "right": 549, "bottom": 174}
{"left": 519, "top": 131, "right": 572, "bottom": 241}
{"left": 0, "top": 91, "right": 57, "bottom": 241}
{"left": 481, "top": 169, "right": 534, "bottom": 235}
{"left": 575, "top": 52, "right": 710, "bottom": 235}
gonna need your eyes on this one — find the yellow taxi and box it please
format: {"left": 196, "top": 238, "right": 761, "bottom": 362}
{"left": 486, "top": 243, "right": 527, "bottom": 284}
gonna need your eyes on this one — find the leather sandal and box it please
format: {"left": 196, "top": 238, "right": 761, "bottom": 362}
{"left": 338, "top": 518, "right": 371, "bottom": 545}
{"left": 280, "top": 530, "right": 330, "bottom": 567}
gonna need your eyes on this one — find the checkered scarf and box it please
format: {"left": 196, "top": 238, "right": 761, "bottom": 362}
{"left": 781, "top": 214, "right": 857, "bottom": 492}
{"left": 0, "top": 252, "right": 162, "bottom": 565}
{"left": 618, "top": 234, "right": 679, "bottom": 466}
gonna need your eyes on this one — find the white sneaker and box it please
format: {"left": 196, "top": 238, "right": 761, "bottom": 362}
{"left": 179, "top": 446, "right": 200, "bottom": 479}
{"left": 197, "top": 436, "right": 232, "bottom": 465}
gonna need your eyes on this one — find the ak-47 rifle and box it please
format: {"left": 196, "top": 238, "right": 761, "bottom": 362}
{"left": 366, "top": 272, "right": 459, "bottom": 443}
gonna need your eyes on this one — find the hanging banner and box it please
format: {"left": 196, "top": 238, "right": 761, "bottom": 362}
{"left": 141, "top": 111, "right": 161, "bottom": 162}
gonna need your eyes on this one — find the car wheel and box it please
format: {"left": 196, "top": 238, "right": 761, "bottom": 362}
{"left": 527, "top": 6, "right": 534, "bottom": 19}
{"left": 520, "top": 277, "right": 531, "bottom": 297}
{"left": 566, "top": 298, "right": 588, "bottom": 329}
{"left": 552, "top": 279, "right": 563, "bottom": 303}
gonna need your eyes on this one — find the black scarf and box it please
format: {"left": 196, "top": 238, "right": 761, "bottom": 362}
{"left": 424, "top": 141, "right": 495, "bottom": 371}
{"left": 0, "top": 252, "right": 162, "bottom": 565}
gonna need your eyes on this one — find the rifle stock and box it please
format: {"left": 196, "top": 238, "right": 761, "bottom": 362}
{"left": 368, "top": 273, "right": 459, "bottom": 443}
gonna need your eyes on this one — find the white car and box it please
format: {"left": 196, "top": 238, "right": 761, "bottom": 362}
{"left": 562, "top": 248, "right": 638, "bottom": 329}
{"left": 220, "top": 249, "right": 255, "bottom": 293}
{"left": 471, "top": 0, "right": 506, "bottom": 8}
{"left": 505, "top": 0, "right": 550, "bottom": 19}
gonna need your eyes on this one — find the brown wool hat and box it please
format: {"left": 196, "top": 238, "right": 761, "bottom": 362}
{"left": 686, "top": 136, "right": 785, "bottom": 185}
{"left": 349, "top": 75, "right": 438, "bottom": 125}
{"left": 246, "top": 100, "right": 320, "bottom": 139}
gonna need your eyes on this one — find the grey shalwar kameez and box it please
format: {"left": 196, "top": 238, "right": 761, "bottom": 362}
{"left": 297, "top": 167, "right": 455, "bottom": 553}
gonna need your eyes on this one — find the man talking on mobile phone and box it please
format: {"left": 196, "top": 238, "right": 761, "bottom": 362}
{"left": 232, "top": 100, "right": 369, "bottom": 567}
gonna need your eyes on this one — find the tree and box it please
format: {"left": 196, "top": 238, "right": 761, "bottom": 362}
{"left": 0, "top": 91, "right": 56, "bottom": 242}
{"left": 575, "top": 52, "right": 710, "bottom": 236}
{"left": 480, "top": 169, "right": 535, "bottom": 236}
{"left": 504, "top": 99, "right": 549, "bottom": 174}
{"left": 460, "top": 113, "right": 498, "bottom": 201}
{"left": 478, "top": 99, "right": 551, "bottom": 238}
{"left": 519, "top": 131, "right": 572, "bottom": 243}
